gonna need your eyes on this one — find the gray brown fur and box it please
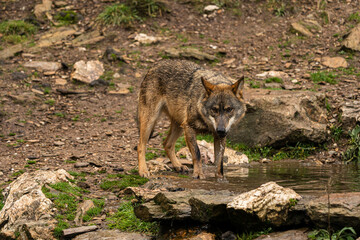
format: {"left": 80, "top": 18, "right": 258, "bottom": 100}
{"left": 137, "top": 60, "right": 246, "bottom": 180}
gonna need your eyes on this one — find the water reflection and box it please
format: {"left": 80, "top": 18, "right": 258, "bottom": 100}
{"left": 168, "top": 161, "right": 360, "bottom": 196}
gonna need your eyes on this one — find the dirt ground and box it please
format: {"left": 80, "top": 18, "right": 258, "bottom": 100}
{"left": 0, "top": 0, "right": 359, "bottom": 197}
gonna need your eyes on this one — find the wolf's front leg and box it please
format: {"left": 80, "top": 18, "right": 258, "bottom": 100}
{"left": 184, "top": 126, "right": 205, "bottom": 179}
{"left": 214, "top": 136, "right": 227, "bottom": 182}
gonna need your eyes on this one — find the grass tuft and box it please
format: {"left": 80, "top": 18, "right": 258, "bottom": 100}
{"left": 107, "top": 201, "right": 159, "bottom": 234}
{"left": 97, "top": 4, "right": 140, "bottom": 27}
{"left": 343, "top": 125, "right": 360, "bottom": 163}
{"left": 310, "top": 71, "right": 337, "bottom": 85}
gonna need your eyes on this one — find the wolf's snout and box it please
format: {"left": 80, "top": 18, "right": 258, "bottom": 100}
{"left": 216, "top": 127, "right": 227, "bottom": 138}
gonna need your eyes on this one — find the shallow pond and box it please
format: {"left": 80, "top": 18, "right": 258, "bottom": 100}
{"left": 163, "top": 160, "right": 360, "bottom": 196}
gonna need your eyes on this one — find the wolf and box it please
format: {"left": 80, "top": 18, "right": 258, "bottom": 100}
{"left": 137, "top": 60, "right": 246, "bottom": 180}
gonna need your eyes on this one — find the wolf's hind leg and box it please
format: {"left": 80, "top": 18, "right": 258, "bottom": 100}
{"left": 137, "top": 101, "right": 163, "bottom": 178}
{"left": 164, "top": 121, "right": 188, "bottom": 173}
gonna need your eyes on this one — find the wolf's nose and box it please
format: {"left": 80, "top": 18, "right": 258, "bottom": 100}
{"left": 216, "top": 128, "right": 226, "bottom": 138}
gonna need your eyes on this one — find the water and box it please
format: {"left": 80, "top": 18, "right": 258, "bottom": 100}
{"left": 165, "top": 160, "right": 360, "bottom": 196}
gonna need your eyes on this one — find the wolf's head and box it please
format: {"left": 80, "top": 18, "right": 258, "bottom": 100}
{"left": 200, "top": 76, "right": 246, "bottom": 138}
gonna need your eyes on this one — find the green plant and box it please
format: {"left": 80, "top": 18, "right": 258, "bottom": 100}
{"left": 71, "top": 115, "right": 80, "bottom": 121}
{"left": 274, "top": 4, "right": 285, "bottom": 17}
{"left": 237, "top": 227, "right": 272, "bottom": 240}
{"left": 265, "top": 77, "right": 283, "bottom": 84}
{"left": 249, "top": 81, "right": 261, "bottom": 89}
{"left": 145, "top": 152, "right": 158, "bottom": 160}
{"left": 343, "top": 125, "right": 360, "bottom": 162}
{"left": 45, "top": 99, "right": 55, "bottom": 106}
{"left": 0, "top": 20, "right": 36, "bottom": 37}
{"left": 12, "top": 169, "right": 25, "bottom": 177}
{"left": 348, "top": 12, "right": 360, "bottom": 23}
{"left": 55, "top": 112, "right": 65, "bottom": 117}
{"left": 330, "top": 125, "right": 343, "bottom": 142}
{"left": 124, "top": 0, "right": 166, "bottom": 17}
{"left": 107, "top": 200, "right": 159, "bottom": 234}
{"left": 310, "top": 71, "right": 338, "bottom": 85}
{"left": 0, "top": 189, "right": 4, "bottom": 211}
{"left": 97, "top": 4, "right": 140, "bottom": 26}
{"left": 27, "top": 160, "right": 36, "bottom": 164}
{"left": 54, "top": 10, "right": 79, "bottom": 25}
{"left": 308, "top": 227, "right": 356, "bottom": 240}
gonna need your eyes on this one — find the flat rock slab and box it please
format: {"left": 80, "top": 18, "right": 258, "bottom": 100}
{"left": 73, "top": 230, "right": 151, "bottom": 240}
{"left": 340, "top": 100, "right": 360, "bottom": 131}
{"left": 24, "top": 61, "right": 62, "bottom": 71}
{"left": 71, "top": 60, "right": 104, "bottom": 84}
{"left": 229, "top": 89, "right": 328, "bottom": 147}
{"left": 306, "top": 192, "right": 360, "bottom": 231}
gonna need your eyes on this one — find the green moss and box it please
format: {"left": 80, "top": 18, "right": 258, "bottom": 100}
{"left": 100, "top": 174, "right": 148, "bottom": 191}
{"left": 12, "top": 169, "right": 25, "bottom": 177}
{"left": 107, "top": 201, "right": 159, "bottom": 234}
{"left": 0, "top": 189, "right": 4, "bottom": 211}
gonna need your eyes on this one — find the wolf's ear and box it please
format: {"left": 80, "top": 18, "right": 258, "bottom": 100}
{"left": 231, "top": 76, "right": 245, "bottom": 97}
{"left": 201, "top": 77, "right": 215, "bottom": 95}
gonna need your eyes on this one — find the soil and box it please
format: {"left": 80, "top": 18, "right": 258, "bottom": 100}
{"left": 0, "top": 0, "right": 359, "bottom": 233}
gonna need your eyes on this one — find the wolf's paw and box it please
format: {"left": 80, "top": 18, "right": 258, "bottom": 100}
{"left": 174, "top": 165, "right": 189, "bottom": 173}
{"left": 192, "top": 172, "right": 205, "bottom": 180}
{"left": 139, "top": 169, "right": 150, "bottom": 178}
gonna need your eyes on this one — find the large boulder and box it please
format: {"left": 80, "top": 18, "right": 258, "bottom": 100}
{"left": 227, "top": 182, "right": 302, "bottom": 228}
{"left": 0, "top": 169, "right": 73, "bottom": 240}
{"left": 229, "top": 89, "right": 328, "bottom": 147}
{"left": 306, "top": 192, "right": 360, "bottom": 232}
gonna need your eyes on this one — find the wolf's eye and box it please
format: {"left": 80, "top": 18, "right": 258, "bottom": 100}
{"left": 225, "top": 107, "right": 233, "bottom": 113}
{"left": 211, "top": 107, "right": 219, "bottom": 113}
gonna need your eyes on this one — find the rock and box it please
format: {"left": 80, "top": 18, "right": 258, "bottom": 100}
{"left": 228, "top": 89, "right": 328, "bottom": 147}
{"left": 204, "top": 5, "right": 219, "bottom": 13}
{"left": 291, "top": 22, "right": 313, "bottom": 37}
{"left": 72, "top": 30, "right": 105, "bottom": 46}
{"left": 340, "top": 100, "right": 360, "bottom": 131}
{"left": 0, "top": 44, "right": 23, "bottom": 59}
{"left": 123, "top": 187, "right": 161, "bottom": 201}
{"left": 227, "top": 182, "right": 302, "bottom": 228}
{"left": 146, "top": 160, "right": 171, "bottom": 173}
{"left": 90, "top": 79, "right": 109, "bottom": 87}
{"left": 24, "top": 61, "right": 62, "bottom": 72}
{"left": 264, "top": 82, "right": 283, "bottom": 89}
{"left": 189, "top": 232, "right": 216, "bottom": 240}
{"left": 35, "top": 27, "right": 76, "bottom": 48}
{"left": 221, "top": 231, "right": 237, "bottom": 240}
{"left": 306, "top": 192, "right": 360, "bottom": 231}
{"left": 108, "top": 89, "right": 130, "bottom": 95}
{"left": 74, "top": 200, "right": 95, "bottom": 226}
{"left": 54, "top": 141, "right": 65, "bottom": 146}
{"left": 256, "top": 71, "right": 289, "bottom": 80}
{"left": 342, "top": 23, "right": 360, "bottom": 51}
{"left": 321, "top": 56, "right": 348, "bottom": 68}
{"left": 103, "top": 47, "right": 125, "bottom": 62}
{"left": 177, "top": 140, "right": 248, "bottom": 166}
{"left": 34, "top": 0, "right": 52, "bottom": 19}
{"left": 254, "top": 229, "right": 308, "bottom": 240}
{"left": 74, "top": 162, "right": 89, "bottom": 168}
{"left": 134, "top": 33, "right": 163, "bottom": 45}
{"left": 71, "top": 60, "right": 104, "bottom": 84}
{"left": 55, "top": 78, "right": 67, "bottom": 86}
{"left": 189, "top": 190, "right": 235, "bottom": 223}
{"left": 0, "top": 169, "right": 72, "bottom": 240}
{"left": 6, "top": 92, "right": 40, "bottom": 104}
{"left": 165, "top": 48, "right": 216, "bottom": 61}
{"left": 73, "top": 230, "right": 151, "bottom": 240}
{"left": 11, "top": 72, "right": 28, "bottom": 81}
